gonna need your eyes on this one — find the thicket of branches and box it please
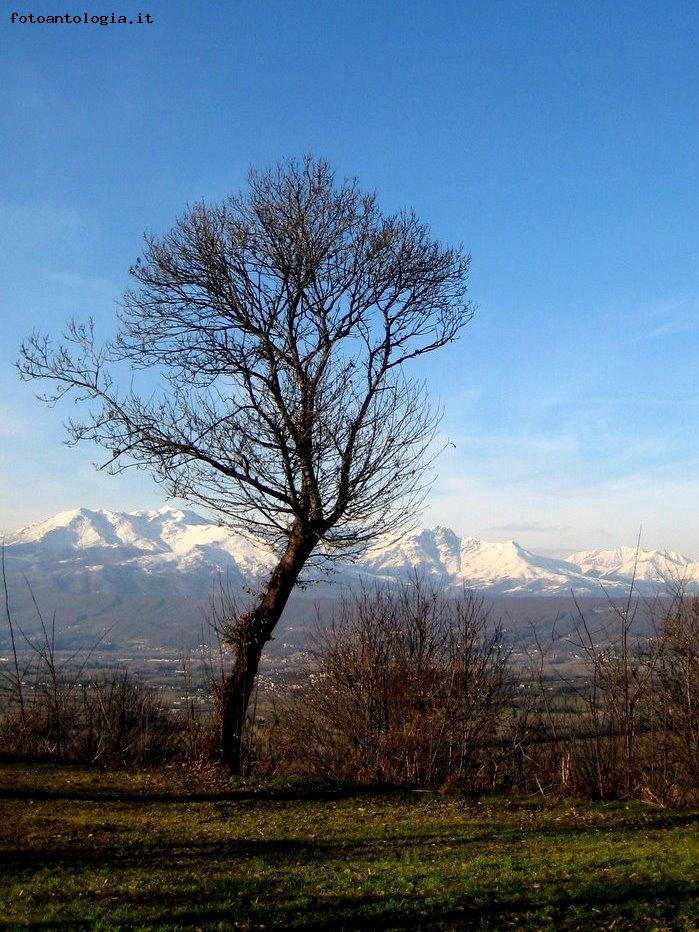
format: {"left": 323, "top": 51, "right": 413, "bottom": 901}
{"left": 251, "top": 581, "right": 699, "bottom": 803}
{"left": 273, "top": 581, "right": 512, "bottom": 786}
{"left": 511, "top": 585, "right": 699, "bottom": 804}
{"left": 0, "top": 558, "right": 207, "bottom": 766}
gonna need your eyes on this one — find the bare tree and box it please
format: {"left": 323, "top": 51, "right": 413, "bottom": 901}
{"left": 17, "top": 156, "right": 473, "bottom": 771}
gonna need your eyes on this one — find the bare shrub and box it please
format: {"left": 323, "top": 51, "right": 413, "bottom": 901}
{"left": 76, "top": 672, "right": 184, "bottom": 766}
{"left": 563, "top": 589, "right": 653, "bottom": 798}
{"left": 277, "top": 579, "right": 513, "bottom": 787}
{"left": 512, "top": 581, "right": 699, "bottom": 804}
{"left": 511, "top": 592, "right": 654, "bottom": 799}
{"left": 642, "top": 589, "right": 699, "bottom": 803}
{"left": 0, "top": 567, "right": 206, "bottom": 767}
{"left": 0, "top": 666, "right": 188, "bottom": 766}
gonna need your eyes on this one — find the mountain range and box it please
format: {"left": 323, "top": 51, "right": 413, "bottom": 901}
{"left": 0, "top": 507, "right": 699, "bottom": 663}
{"left": 2, "top": 507, "right": 695, "bottom": 649}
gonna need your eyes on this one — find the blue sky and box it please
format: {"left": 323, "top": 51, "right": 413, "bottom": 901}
{"left": 2, "top": 0, "right": 698, "bottom": 555}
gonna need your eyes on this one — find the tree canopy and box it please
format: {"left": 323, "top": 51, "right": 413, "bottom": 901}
{"left": 19, "top": 156, "right": 473, "bottom": 561}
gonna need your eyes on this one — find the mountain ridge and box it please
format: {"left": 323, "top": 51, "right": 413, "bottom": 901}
{"left": 6, "top": 506, "right": 698, "bottom": 597}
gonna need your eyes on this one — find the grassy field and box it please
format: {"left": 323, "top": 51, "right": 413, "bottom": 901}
{"left": 0, "top": 762, "right": 697, "bottom": 930}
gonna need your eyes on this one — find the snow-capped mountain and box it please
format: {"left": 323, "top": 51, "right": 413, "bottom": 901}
{"left": 567, "top": 546, "right": 697, "bottom": 589}
{"left": 8, "top": 506, "right": 273, "bottom": 577}
{"left": 6, "top": 506, "right": 697, "bottom": 597}
{"left": 362, "top": 527, "right": 592, "bottom": 595}
{"left": 3, "top": 508, "right": 277, "bottom": 649}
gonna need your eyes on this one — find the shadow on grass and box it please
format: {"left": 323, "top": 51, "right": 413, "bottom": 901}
{"left": 2, "top": 777, "right": 697, "bottom": 846}
{"left": 3, "top": 768, "right": 697, "bottom": 928}
{"left": 1, "top": 831, "right": 493, "bottom": 874}
{"left": 0, "top": 778, "right": 400, "bottom": 806}
{"left": 3, "top": 808, "right": 697, "bottom": 879}
{"left": 5, "top": 878, "right": 696, "bottom": 930}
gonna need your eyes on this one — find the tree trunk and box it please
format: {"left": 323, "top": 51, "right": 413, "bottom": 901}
{"left": 215, "top": 530, "right": 317, "bottom": 773}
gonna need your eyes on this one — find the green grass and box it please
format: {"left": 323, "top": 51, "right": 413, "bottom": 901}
{"left": 0, "top": 763, "right": 697, "bottom": 930}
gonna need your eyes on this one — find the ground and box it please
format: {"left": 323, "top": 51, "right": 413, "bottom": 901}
{"left": 0, "top": 763, "right": 697, "bottom": 930}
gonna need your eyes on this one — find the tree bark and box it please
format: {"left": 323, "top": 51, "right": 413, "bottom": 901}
{"left": 215, "top": 530, "right": 317, "bottom": 773}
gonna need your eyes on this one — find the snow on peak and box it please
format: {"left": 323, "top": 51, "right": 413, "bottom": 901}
{"left": 567, "top": 546, "right": 696, "bottom": 585}
{"left": 8, "top": 508, "right": 127, "bottom": 550}
{"left": 361, "top": 527, "right": 586, "bottom": 593}
{"left": 6, "top": 506, "right": 272, "bottom": 574}
{"left": 5, "top": 507, "right": 699, "bottom": 596}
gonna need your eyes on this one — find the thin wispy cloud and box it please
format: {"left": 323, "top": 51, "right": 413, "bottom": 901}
{"left": 489, "top": 522, "right": 571, "bottom": 534}
{"left": 646, "top": 299, "right": 699, "bottom": 338}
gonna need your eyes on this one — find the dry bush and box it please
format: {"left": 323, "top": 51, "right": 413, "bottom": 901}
{"left": 276, "top": 579, "right": 513, "bottom": 788}
{"left": 0, "top": 667, "right": 194, "bottom": 767}
{"left": 641, "top": 590, "right": 699, "bottom": 803}
{"left": 74, "top": 672, "right": 184, "bottom": 766}
{"left": 0, "top": 563, "right": 209, "bottom": 767}
{"left": 512, "top": 585, "right": 699, "bottom": 804}
{"left": 512, "top": 595, "right": 653, "bottom": 799}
